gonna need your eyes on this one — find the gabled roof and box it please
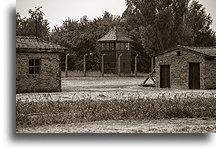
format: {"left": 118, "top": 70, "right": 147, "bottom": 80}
{"left": 179, "top": 45, "right": 216, "bottom": 57}
{"left": 98, "top": 26, "right": 133, "bottom": 42}
{"left": 16, "top": 36, "right": 67, "bottom": 53}
{"left": 154, "top": 45, "right": 216, "bottom": 59}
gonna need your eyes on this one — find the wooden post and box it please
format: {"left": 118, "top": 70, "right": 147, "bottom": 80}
{"left": 101, "top": 54, "right": 106, "bottom": 77}
{"left": 65, "top": 53, "right": 69, "bottom": 77}
{"left": 118, "top": 53, "right": 122, "bottom": 77}
{"left": 83, "top": 54, "right": 86, "bottom": 77}
{"left": 142, "top": 68, "right": 155, "bottom": 85}
{"left": 135, "top": 54, "right": 138, "bottom": 77}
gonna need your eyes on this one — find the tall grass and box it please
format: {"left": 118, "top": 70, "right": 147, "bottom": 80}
{"left": 16, "top": 93, "right": 215, "bottom": 128}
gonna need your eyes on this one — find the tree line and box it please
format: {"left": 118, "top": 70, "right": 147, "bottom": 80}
{"left": 16, "top": 0, "right": 215, "bottom": 72}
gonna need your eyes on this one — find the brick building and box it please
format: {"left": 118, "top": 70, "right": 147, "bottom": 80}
{"left": 98, "top": 26, "right": 133, "bottom": 74}
{"left": 16, "top": 36, "right": 67, "bottom": 93}
{"left": 154, "top": 45, "right": 216, "bottom": 89}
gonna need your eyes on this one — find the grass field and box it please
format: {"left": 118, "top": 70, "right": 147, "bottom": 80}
{"left": 17, "top": 118, "right": 215, "bottom": 133}
{"left": 16, "top": 73, "right": 216, "bottom": 133}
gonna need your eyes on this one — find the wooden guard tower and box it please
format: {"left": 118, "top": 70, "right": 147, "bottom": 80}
{"left": 98, "top": 26, "right": 133, "bottom": 74}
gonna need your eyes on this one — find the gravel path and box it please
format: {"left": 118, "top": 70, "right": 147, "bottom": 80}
{"left": 16, "top": 77, "right": 216, "bottom": 101}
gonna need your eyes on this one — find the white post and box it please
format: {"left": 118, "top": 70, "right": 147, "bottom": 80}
{"left": 65, "top": 53, "right": 69, "bottom": 77}
{"left": 102, "top": 54, "right": 106, "bottom": 77}
{"left": 118, "top": 53, "right": 122, "bottom": 77}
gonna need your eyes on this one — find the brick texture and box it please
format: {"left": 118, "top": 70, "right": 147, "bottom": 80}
{"left": 204, "top": 59, "right": 216, "bottom": 89}
{"left": 16, "top": 53, "right": 61, "bottom": 93}
{"left": 155, "top": 49, "right": 207, "bottom": 89}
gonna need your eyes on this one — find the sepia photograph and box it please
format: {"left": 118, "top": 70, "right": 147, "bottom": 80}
{"left": 15, "top": 0, "right": 216, "bottom": 133}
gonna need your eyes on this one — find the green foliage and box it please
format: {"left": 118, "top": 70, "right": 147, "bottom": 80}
{"left": 124, "top": 0, "right": 215, "bottom": 58}
{"left": 124, "top": 0, "right": 189, "bottom": 56}
{"left": 16, "top": 7, "right": 50, "bottom": 39}
{"left": 139, "top": 25, "right": 159, "bottom": 57}
{"left": 186, "top": 0, "right": 215, "bottom": 46}
{"left": 50, "top": 12, "right": 121, "bottom": 71}
{"left": 16, "top": 93, "right": 215, "bottom": 128}
{"left": 16, "top": 2, "right": 215, "bottom": 72}
{"left": 125, "top": 26, "right": 151, "bottom": 73}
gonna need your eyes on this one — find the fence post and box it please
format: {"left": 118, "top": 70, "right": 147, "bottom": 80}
{"left": 83, "top": 53, "right": 93, "bottom": 77}
{"left": 135, "top": 54, "right": 138, "bottom": 77}
{"left": 65, "top": 53, "right": 69, "bottom": 77}
{"left": 102, "top": 54, "right": 106, "bottom": 77}
{"left": 118, "top": 53, "right": 122, "bottom": 77}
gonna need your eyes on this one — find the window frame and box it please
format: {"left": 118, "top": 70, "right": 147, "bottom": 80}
{"left": 121, "top": 43, "right": 126, "bottom": 50}
{"left": 176, "top": 51, "right": 181, "bottom": 56}
{"left": 125, "top": 43, "right": 130, "bottom": 50}
{"left": 101, "top": 43, "right": 105, "bottom": 50}
{"left": 29, "top": 58, "right": 41, "bottom": 75}
{"left": 110, "top": 43, "right": 115, "bottom": 50}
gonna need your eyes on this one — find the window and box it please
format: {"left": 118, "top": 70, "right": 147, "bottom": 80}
{"left": 106, "top": 43, "right": 109, "bottom": 50}
{"left": 121, "top": 43, "right": 126, "bottom": 50}
{"left": 102, "top": 43, "right": 105, "bottom": 50}
{"left": 29, "top": 59, "right": 40, "bottom": 74}
{"left": 125, "top": 43, "right": 130, "bottom": 50}
{"left": 110, "top": 43, "right": 115, "bottom": 50}
{"left": 116, "top": 43, "right": 120, "bottom": 50}
{"left": 120, "top": 43, "right": 123, "bottom": 50}
{"left": 177, "top": 51, "right": 181, "bottom": 56}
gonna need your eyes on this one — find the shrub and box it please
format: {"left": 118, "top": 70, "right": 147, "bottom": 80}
{"left": 16, "top": 93, "right": 216, "bottom": 128}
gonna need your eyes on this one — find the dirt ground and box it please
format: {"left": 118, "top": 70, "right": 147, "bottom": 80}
{"left": 16, "top": 76, "right": 216, "bottom": 101}
{"left": 16, "top": 76, "right": 216, "bottom": 133}
{"left": 17, "top": 118, "right": 215, "bottom": 133}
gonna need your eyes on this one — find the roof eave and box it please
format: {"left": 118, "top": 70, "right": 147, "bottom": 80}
{"left": 16, "top": 48, "right": 67, "bottom": 53}
{"left": 154, "top": 45, "right": 216, "bottom": 58}
{"left": 178, "top": 45, "right": 216, "bottom": 58}
{"left": 98, "top": 39, "right": 133, "bottom": 42}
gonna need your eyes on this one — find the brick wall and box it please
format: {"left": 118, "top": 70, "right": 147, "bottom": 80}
{"left": 204, "top": 59, "right": 216, "bottom": 89}
{"left": 155, "top": 49, "right": 206, "bottom": 89}
{"left": 16, "top": 52, "right": 61, "bottom": 93}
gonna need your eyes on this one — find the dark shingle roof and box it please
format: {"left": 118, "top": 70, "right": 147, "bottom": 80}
{"left": 16, "top": 36, "right": 67, "bottom": 53}
{"left": 98, "top": 26, "right": 133, "bottom": 42}
{"left": 179, "top": 45, "right": 216, "bottom": 57}
{"left": 154, "top": 45, "right": 216, "bottom": 59}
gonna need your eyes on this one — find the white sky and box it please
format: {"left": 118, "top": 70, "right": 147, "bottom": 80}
{"left": 16, "top": 0, "right": 127, "bottom": 29}
{"left": 16, "top": 0, "right": 215, "bottom": 31}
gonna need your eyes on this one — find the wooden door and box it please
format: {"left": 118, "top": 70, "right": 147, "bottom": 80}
{"left": 160, "top": 65, "right": 170, "bottom": 88}
{"left": 189, "top": 63, "right": 200, "bottom": 89}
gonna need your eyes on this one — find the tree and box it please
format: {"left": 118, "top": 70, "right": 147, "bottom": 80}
{"left": 186, "top": 0, "right": 215, "bottom": 46}
{"left": 50, "top": 12, "right": 122, "bottom": 71}
{"left": 125, "top": 0, "right": 215, "bottom": 52}
{"left": 122, "top": 0, "right": 157, "bottom": 72}
{"left": 124, "top": 0, "right": 192, "bottom": 57}
{"left": 121, "top": 0, "right": 199, "bottom": 72}
{"left": 16, "top": 7, "right": 50, "bottom": 39}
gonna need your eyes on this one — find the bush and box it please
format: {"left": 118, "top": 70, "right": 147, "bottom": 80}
{"left": 16, "top": 93, "right": 216, "bottom": 128}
